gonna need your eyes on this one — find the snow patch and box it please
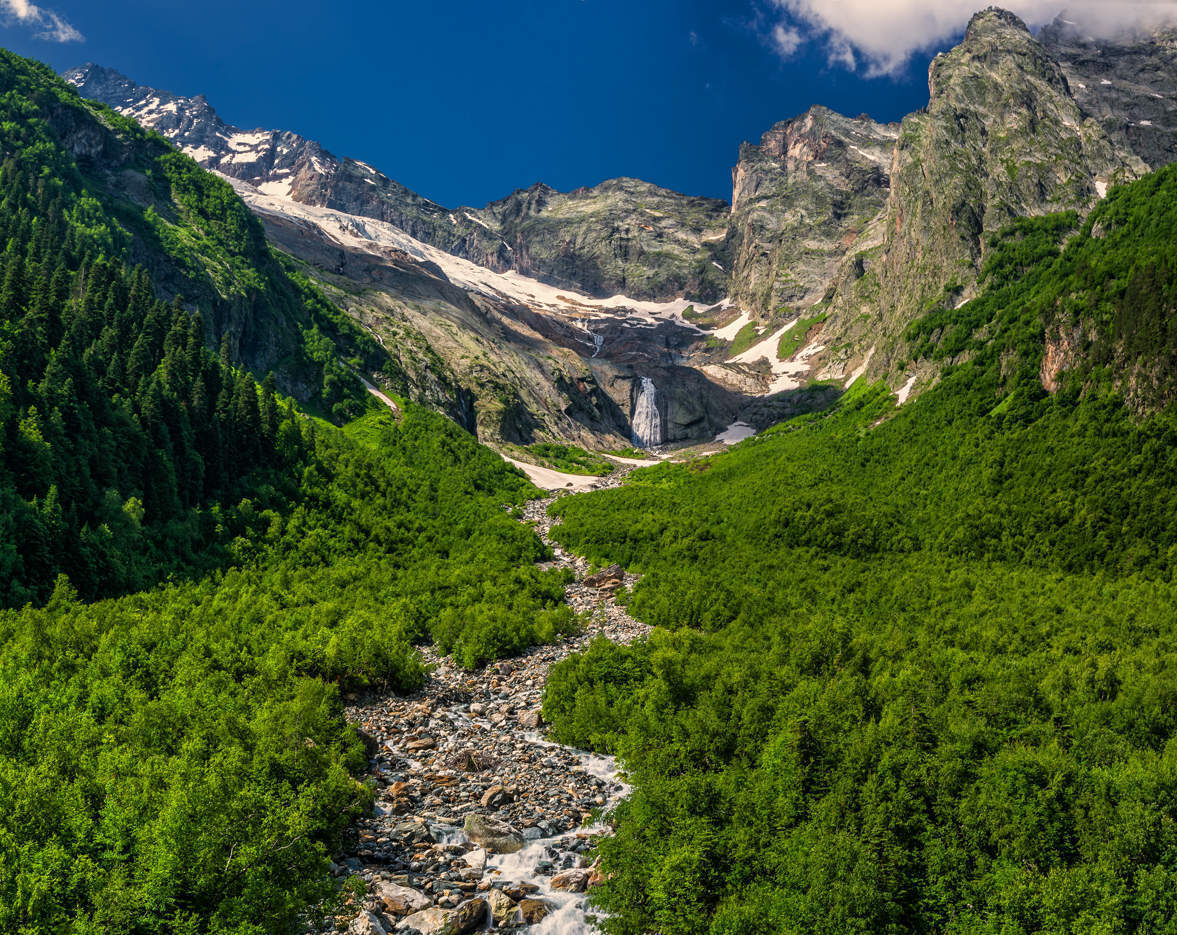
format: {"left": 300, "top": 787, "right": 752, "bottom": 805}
{"left": 183, "top": 145, "right": 217, "bottom": 163}
{"left": 844, "top": 345, "right": 876, "bottom": 387}
{"left": 895, "top": 375, "right": 918, "bottom": 405}
{"left": 711, "top": 311, "right": 753, "bottom": 342}
{"left": 256, "top": 179, "right": 293, "bottom": 199}
{"left": 463, "top": 211, "right": 493, "bottom": 231}
{"left": 1095, "top": 180, "right": 1109, "bottom": 199}
{"left": 715, "top": 422, "right": 756, "bottom": 445}
{"left": 730, "top": 322, "right": 795, "bottom": 365}
{"left": 228, "top": 131, "right": 269, "bottom": 151}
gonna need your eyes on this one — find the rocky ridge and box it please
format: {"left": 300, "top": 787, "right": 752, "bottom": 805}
{"left": 329, "top": 471, "right": 649, "bottom": 933}
{"left": 63, "top": 64, "right": 727, "bottom": 305}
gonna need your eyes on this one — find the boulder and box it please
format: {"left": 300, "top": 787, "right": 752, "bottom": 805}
{"left": 453, "top": 898, "right": 487, "bottom": 934}
{"left": 486, "top": 889, "right": 518, "bottom": 926}
{"left": 349, "top": 910, "right": 388, "bottom": 935}
{"left": 395, "top": 907, "right": 456, "bottom": 935}
{"left": 463, "top": 814, "right": 523, "bottom": 854}
{"left": 583, "top": 564, "right": 625, "bottom": 589}
{"left": 550, "top": 867, "right": 591, "bottom": 892}
{"left": 479, "top": 784, "right": 513, "bottom": 809}
{"left": 518, "top": 898, "right": 551, "bottom": 924}
{"left": 461, "top": 847, "right": 487, "bottom": 873}
{"left": 375, "top": 881, "right": 431, "bottom": 917}
{"left": 518, "top": 709, "right": 543, "bottom": 730}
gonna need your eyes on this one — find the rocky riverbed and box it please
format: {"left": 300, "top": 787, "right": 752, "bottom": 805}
{"left": 330, "top": 472, "right": 648, "bottom": 934}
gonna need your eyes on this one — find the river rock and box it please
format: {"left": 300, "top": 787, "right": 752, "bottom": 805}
{"left": 447, "top": 750, "right": 495, "bottom": 772}
{"left": 463, "top": 814, "right": 523, "bottom": 853}
{"left": 518, "top": 709, "right": 543, "bottom": 729}
{"left": 395, "top": 907, "right": 456, "bottom": 935}
{"left": 486, "top": 889, "right": 518, "bottom": 925}
{"left": 551, "top": 867, "right": 591, "bottom": 892}
{"left": 480, "top": 784, "right": 512, "bottom": 808}
{"left": 518, "top": 898, "right": 551, "bottom": 924}
{"left": 452, "top": 898, "right": 487, "bottom": 933}
{"left": 376, "top": 882, "right": 431, "bottom": 916}
{"left": 350, "top": 910, "right": 388, "bottom": 935}
{"left": 583, "top": 564, "right": 625, "bottom": 589}
{"left": 461, "top": 847, "right": 486, "bottom": 873}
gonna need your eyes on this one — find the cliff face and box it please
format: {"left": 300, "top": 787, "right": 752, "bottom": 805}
{"left": 477, "top": 178, "right": 730, "bottom": 303}
{"left": 812, "top": 9, "right": 1150, "bottom": 386}
{"left": 1041, "top": 18, "right": 1177, "bottom": 171}
{"left": 727, "top": 107, "right": 897, "bottom": 318}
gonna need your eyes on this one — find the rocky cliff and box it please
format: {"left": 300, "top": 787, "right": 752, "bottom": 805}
{"left": 727, "top": 106, "right": 897, "bottom": 318}
{"left": 477, "top": 178, "right": 729, "bottom": 303}
{"left": 813, "top": 8, "right": 1153, "bottom": 389}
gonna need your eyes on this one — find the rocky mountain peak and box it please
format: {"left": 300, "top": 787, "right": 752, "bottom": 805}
{"left": 965, "top": 6, "right": 1032, "bottom": 39}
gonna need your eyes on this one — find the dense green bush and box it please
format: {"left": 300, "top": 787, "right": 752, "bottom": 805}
{"left": 543, "top": 166, "right": 1177, "bottom": 934}
{"left": 0, "top": 47, "right": 576, "bottom": 934}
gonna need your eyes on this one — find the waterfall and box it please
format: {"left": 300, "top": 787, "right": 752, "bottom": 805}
{"left": 591, "top": 331, "right": 604, "bottom": 358}
{"left": 631, "top": 377, "right": 663, "bottom": 448}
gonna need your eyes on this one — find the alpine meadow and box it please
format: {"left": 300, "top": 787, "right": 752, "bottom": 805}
{"left": 3, "top": 3, "right": 1177, "bottom": 935}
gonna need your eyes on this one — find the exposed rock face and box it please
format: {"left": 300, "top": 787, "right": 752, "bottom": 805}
{"left": 478, "top": 178, "right": 729, "bottom": 302}
{"left": 1042, "top": 18, "right": 1177, "bottom": 170}
{"left": 817, "top": 7, "right": 1149, "bottom": 385}
{"left": 727, "top": 106, "right": 897, "bottom": 317}
{"left": 64, "top": 64, "right": 729, "bottom": 304}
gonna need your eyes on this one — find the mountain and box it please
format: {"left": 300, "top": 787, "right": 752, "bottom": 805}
{"left": 63, "top": 8, "right": 1177, "bottom": 435}
{"left": 800, "top": 8, "right": 1166, "bottom": 394}
{"left": 65, "top": 64, "right": 768, "bottom": 448}
{"left": 64, "top": 64, "right": 730, "bottom": 305}
{"left": 726, "top": 106, "right": 897, "bottom": 318}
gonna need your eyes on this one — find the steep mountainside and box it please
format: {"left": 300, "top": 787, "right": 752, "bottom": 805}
{"left": 726, "top": 106, "right": 897, "bottom": 317}
{"left": 64, "top": 64, "right": 728, "bottom": 304}
{"left": 813, "top": 8, "right": 1152, "bottom": 391}
{"left": 1042, "top": 18, "right": 1177, "bottom": 170}
{"left": 0, "top": 52, "right": 382, "bottom": 417}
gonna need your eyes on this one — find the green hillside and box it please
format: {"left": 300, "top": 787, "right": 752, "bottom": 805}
{"left": 543, "top": 166, "right": 1177, "bottom": 934}
{"left": 0, "top": 49, "right": 574, "bottom": 934}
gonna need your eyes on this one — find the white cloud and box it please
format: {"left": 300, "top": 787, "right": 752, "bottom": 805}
{"left": 771, "top": 22, "right": 804, "bottom": 56}
{"left": 768, "top": 1, "right": 1177, "bottom": 75}
{"left": 1, "top": 0, "right": 83, "bottom": 42}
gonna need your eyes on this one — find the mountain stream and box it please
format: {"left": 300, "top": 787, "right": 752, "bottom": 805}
{"left": 335, "top": 470, "right": 647, "bottom": 934}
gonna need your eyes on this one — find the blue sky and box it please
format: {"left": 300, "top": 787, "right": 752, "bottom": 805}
{"left": 1, "top": 0, "right": 957, "bottom": 206}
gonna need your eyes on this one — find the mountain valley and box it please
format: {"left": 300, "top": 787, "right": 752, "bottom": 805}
{"left": 2, "top": 5, "right": 1177, "bottom": 934}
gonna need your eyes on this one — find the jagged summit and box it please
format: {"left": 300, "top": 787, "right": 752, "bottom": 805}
{"left": 966, "top": 6, "right": 1032, "bottom": 36}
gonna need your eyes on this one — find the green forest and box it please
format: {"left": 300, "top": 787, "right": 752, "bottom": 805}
{"left": 0, "top": 50, "right": 575, "bottom": 934}
{"left": 542, "top": 167, "right": 1177, "bottom": 934}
